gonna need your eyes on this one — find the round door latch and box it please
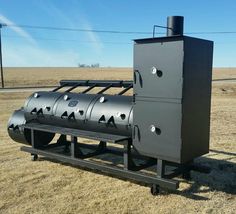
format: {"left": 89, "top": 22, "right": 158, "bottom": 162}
{"left": 150, "top": 125, "right": 156, "bottom": 132}
{"left": 151, "top": 67, "right": 157, "bottom": 75}
{"left": 149, "top": 125, "right": 161, "bottom": 135}
{"left": 151, "top": 67, "right": 163, "bottom": 77}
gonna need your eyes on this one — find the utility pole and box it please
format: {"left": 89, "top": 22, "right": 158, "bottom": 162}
{"left": 0, "top": 23, "right": 6, "bottom": 88}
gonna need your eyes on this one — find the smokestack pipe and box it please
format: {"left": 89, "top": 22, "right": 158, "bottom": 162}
{"left": 167, "top": 16, "right": 184, "bottom": 36}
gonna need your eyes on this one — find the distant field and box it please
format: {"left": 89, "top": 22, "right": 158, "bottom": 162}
{"left": 2, "top": 67, "right": 236, "bottom": 87}
{"left": 3, "top": 67, "right": 132, "bottom": 87}
{"left": 0, "top": 68, "right": 235, "bottom": 213}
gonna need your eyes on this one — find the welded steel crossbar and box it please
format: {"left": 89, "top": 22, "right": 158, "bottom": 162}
{"left": 59, "top": 80, "right": 133, "bottom": 88}
{"left": 52, "top": 80, "right": 133, "bottom": 95}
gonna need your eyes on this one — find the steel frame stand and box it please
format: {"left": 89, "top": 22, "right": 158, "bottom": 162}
{"left": 22, "top": 124, "right": 210, "bottom": 195}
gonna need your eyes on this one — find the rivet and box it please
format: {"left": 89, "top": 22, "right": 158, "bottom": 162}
{"left": 34, "top": 93, "right": 39, "bottom": 98}
{"left": 99, "top": 96, "right": 105, "bottom": 103}
{"left": 64, "top": 95, "right": 69, "bottom": 101}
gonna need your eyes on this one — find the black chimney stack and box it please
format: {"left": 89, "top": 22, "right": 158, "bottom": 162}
{"left": 167, "top": 16, "right": 184, "bottom": 36}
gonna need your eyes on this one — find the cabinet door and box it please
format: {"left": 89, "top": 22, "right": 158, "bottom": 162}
{"left": 133, "top": 100, "right": 182, "bottom": 162}
{"left": 133, "top": 41, "right": 184, "bottom": 99}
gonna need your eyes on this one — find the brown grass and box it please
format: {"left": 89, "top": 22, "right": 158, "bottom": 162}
{"left": 3, "top": 67, "right": 236, "bottom": 88}
{"left": 0, "top": 68, "right": 236, "bottom": 214}
{"left": 3, "top": 67, "right": 132, "bottom": 87}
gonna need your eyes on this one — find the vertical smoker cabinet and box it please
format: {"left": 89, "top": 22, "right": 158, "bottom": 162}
{"left": 133, "top": 36, "right": 213, "bottom": 163}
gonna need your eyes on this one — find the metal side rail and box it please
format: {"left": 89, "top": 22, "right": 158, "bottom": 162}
{"left": 20, "top": 122, "right": 180, "bottom": 193}
{"left": 22, "top": 123, "right": 130, "bottom": 144}
{"left": 20, "top": 146, "right": 179, "bottom": 190}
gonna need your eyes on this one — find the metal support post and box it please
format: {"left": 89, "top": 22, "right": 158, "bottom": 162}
{"left": 123, "top": 140, "right": 135, "bottom": 170}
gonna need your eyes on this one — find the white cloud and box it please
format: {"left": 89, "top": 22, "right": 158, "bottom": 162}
{"left": 81, "top": 19, "right": 104, "bottom": 54}
{"left": 34, "top": 0, "right": 104, "bottom": 54}
{"left": 33, "top": 0, "right": 76, "bottom": 28}
{"left": 0, "top": 13, "right": 36, "bottom": 45}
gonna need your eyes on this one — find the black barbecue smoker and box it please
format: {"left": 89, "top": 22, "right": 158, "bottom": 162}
{"left": 7, "top": 16, "right": 213, "bottom": 195}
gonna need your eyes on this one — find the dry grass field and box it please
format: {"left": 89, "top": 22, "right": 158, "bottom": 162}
{"left": 2, "top": 67, "right": 236, "bottom": 88}
{"left": 0, "top": 68, "right": 236, "bottom": 214}
{"left": 3, "top": 67, "right": 132, "bottom": 87}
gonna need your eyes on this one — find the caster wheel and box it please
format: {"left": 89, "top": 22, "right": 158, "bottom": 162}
{"left": 182, "top": 171, "right": 191, "bottom": 180}
{"left": 31, "top": 154, "right": 38, "bottom": 161}
{"left": 150, "top": 184, "right": 160, "bottom": 195}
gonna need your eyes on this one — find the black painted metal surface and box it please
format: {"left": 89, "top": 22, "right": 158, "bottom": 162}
{"left": 167, "top": 16, "right": 184, "bottom": 36}
{"left": 22, "top": 92, "right": 133, "bottom": 137}
{"left": 133, "top": 35, "right": 213, "bottom": 163}
{"left": 59, "top": 80, "right": 133, "bottom": 88}
{"left": 6, "top": 16, "right": 214, "bottom": 193}
{"left": 22, "top": 123, "right": 131, "bottom": 143}
{"left": 21, "top": 146, "right": 179, "bottom": 190}
{"left": 8, "top": 109, "right": 54, "bottom": 145}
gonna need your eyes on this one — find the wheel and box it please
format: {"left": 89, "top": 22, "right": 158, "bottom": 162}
{"left": 31, "top": 154, "right": 38, "bottom": 161}
{"left": 150, "top": 184, "right": 160, "bottom": 195}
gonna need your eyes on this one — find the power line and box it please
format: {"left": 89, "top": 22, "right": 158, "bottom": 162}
{"left": 3, "top": 34, "right": 236, "bottom": 45}
{"left": 2, "top": 34, "right": 132, "bottom": 44}
{"left": 5, "top": 23, "right": 236, "bottom": 35}
{"left": 6, "top": 24, "right": 152, "bottom": 35}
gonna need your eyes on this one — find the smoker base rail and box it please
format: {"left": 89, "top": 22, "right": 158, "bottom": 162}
{"left": 21, "top": 146, "right": 179, "bottom": 191}
{"left": 19, "top": 123, "right": 211, "bottom": 195}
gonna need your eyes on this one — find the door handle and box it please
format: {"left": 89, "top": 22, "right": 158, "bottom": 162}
{"left": 133, "top": 125, "right": 140, "bottom": 141}
{"left": 134, "top": 70, "right": 137, "bottom": 84}
{"left": 134, "top": 70, "right": 143, "bottom": 88}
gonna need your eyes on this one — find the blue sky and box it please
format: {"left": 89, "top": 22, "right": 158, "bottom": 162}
{"left": 0, "top": 0, "right": 236, "bottom": 67}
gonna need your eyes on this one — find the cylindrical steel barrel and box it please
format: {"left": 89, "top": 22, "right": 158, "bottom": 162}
{"left": 24, "top": 91, "right": 63, "bottom": 123}
{"left": 86, "top": 94, "right": 133, "bottom": 136}
{"left": 23, "top": 91, "right": 133, "bottom": 136}
{"left": 52, "top": 93, "right": 98, "bottom": 128}
{"left": 7, "top": 109, "right": 55, "bottom": 145}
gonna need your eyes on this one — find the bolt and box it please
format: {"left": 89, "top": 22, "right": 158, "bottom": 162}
{"left": 64, "top": 95, "right": 69, "bottom": 101}
{"left": 34, "top": 93, "right": 39, "bottom": 98}
{"left": 99, "top": 96, "right": 105, "bottom": 103}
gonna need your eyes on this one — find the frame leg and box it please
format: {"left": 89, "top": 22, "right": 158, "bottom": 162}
{"left": 30, "top": 129, "right": 39, "bottom": 161}
{"left": 98, "top": 141, "right": 107, "bottom": 152}
{"left": 31, "top": 129, "right": 36, "bottom": 148}
{"left": 157, "top": 159, "right": 165, "bottom": 178}
{"left": 151, "top": 159, "right": 166, "bottom": 195}
{"left": 71, "top": 135, "right": 83, "bottom": 158}
{"left": 123, "top": 140, "right": 135, "bottom": 170}
{"left": 57, "top": 135, "right": 67, "bottom": 144}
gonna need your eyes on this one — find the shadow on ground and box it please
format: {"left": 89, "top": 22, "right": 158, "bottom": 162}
{"left": 33, "top": 143, "right": 236, "bottom": 201}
